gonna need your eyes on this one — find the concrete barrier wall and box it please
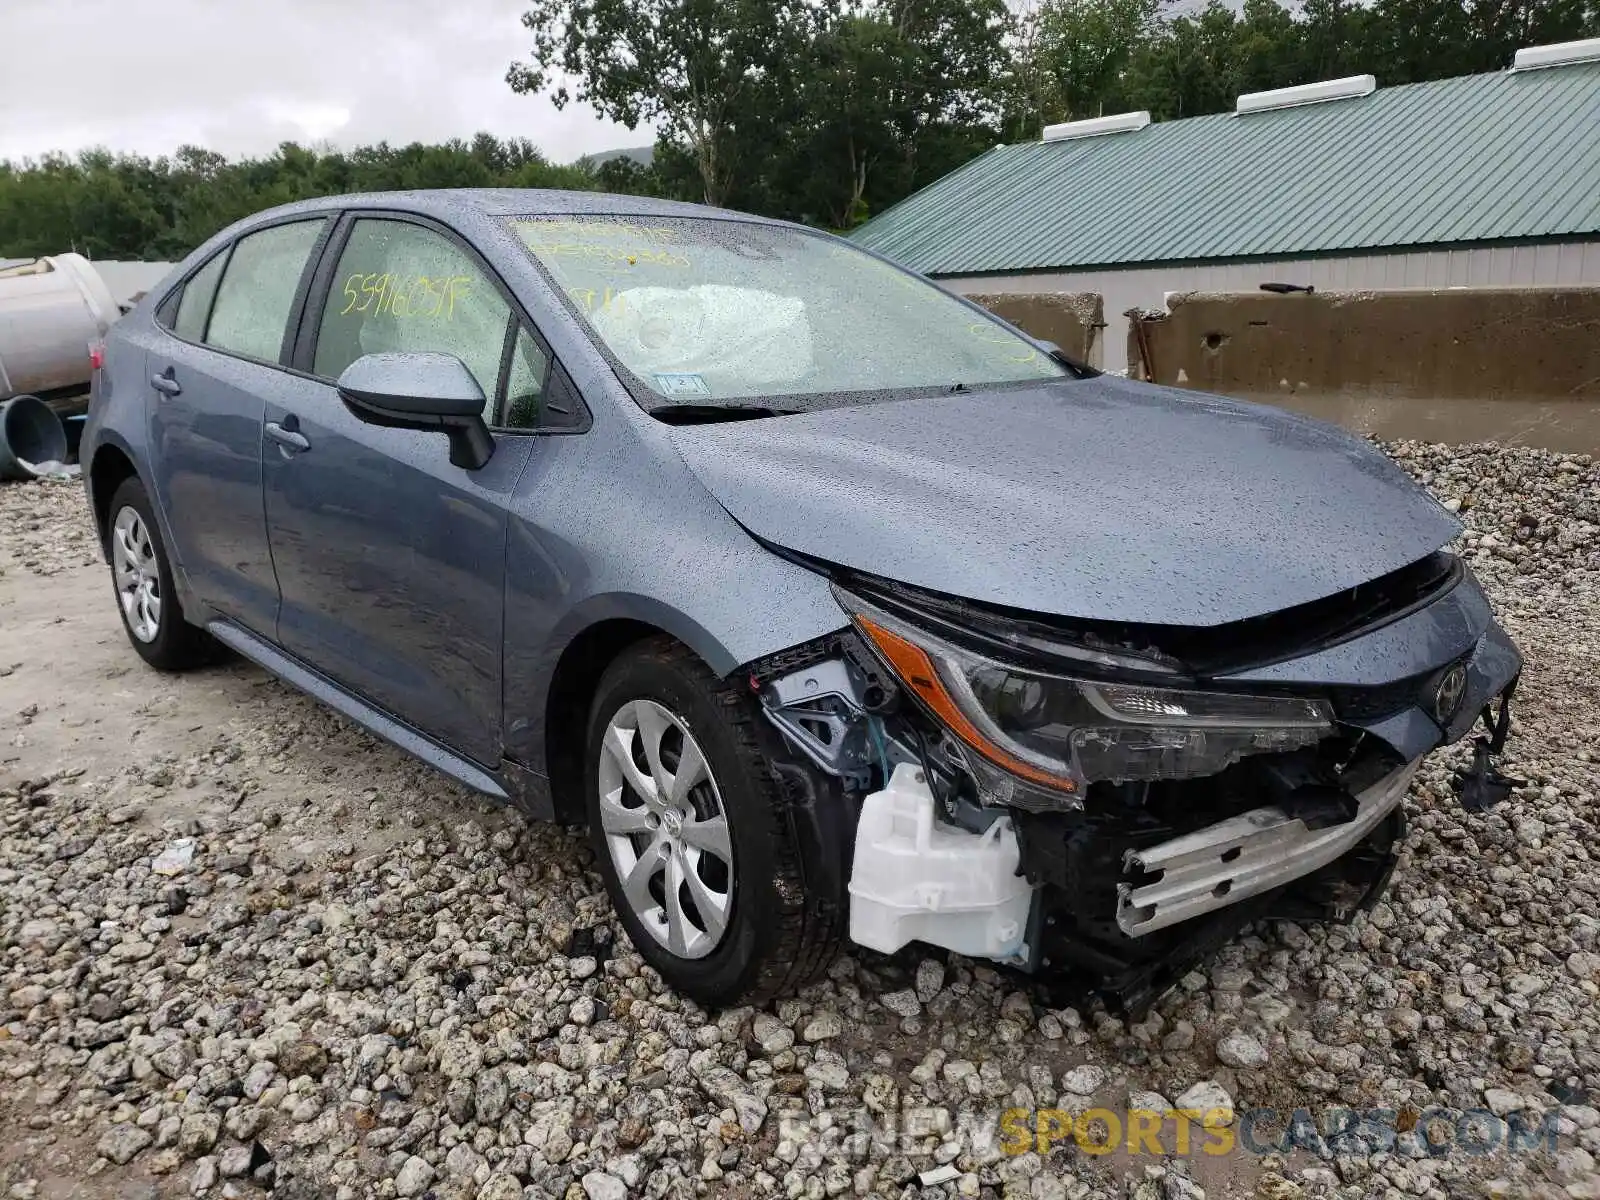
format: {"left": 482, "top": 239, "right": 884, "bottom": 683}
{"left": 968, "top": 292, "right": 1104, "bottom": 368}
{"left": 1128, "top": 287, "right": 1600, "bottom": 453}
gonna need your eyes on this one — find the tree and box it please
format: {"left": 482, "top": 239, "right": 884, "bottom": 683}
{"left": 1233, "top": 0, "right": 1302, "bottom": 93}
{"left": 881, "top": 0, "right": 1013, "bottom": 187}
{"left": 1035, "top": 0, "right": 1161, "bottom": 121}
{"left": 786, "top": 11, "right": 922, "bottom": 227}
{"left": 1298, "top": 0, "right": 1373, "bottom": 81}
{"left": 591, "top": 154, "right": 666, "bottom": 196}
{"left": 0, "top": 138, "right": 605, "bottom": 261}
{"left": 507, "top": 0, "right": 819, "bottom": 206}
{"left": 1357, "top": 0, "right": 1594, "bottom": 82}
{"left": 999, "top": 1, "right": 1056, "bottom": 141}
{"left": 764, "top": 0, "right": 1011, "bottom": 228}
{"left": 7, "top": 0, "right": 1598, "bottom": 257}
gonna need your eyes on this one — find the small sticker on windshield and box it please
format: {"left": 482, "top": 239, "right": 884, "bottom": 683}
{"left": 654, "top": 372, "right": 711, "bottom": 397}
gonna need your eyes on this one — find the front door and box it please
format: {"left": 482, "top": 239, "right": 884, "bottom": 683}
{"left": 146, "top": 218, "right": 329, "bottom": 634}
{"left": 261, "top": 216, "right": 532, "bottom": 766}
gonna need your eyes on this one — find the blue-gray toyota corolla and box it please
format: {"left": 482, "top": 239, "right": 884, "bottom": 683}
{"left": 82, "top": 190, "right": 1522, "bottom": 1013}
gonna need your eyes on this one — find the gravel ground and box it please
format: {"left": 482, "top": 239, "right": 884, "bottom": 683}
{"left": 1, "top": 442, "right": 1597, "bottom": 1200}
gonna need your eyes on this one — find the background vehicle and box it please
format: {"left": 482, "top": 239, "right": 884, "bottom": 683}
{"left": 81, "top": 190, "right": 1521, "bottom": 1011}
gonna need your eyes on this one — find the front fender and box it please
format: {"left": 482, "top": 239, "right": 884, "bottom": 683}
{"left": 544, "top": 590, "right": 767, "bottom": 682}
{"left": 501, "top": 546, "right": 848, "bottom": 777}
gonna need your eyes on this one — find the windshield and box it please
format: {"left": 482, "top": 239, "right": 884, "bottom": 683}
{"left": 511, "top": 216, "right": 1068, "bottom": 409}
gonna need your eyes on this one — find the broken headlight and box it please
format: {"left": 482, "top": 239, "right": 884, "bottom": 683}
{"left": 838, "top": 591, "right": 1333, "bottom": 808}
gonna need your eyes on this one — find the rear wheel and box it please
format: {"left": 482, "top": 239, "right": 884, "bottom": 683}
{"left": 106, "top": 477, "right": 214, "bottom": 671}
{"left": 585, "top": 638, "right": 846, "bottom": 1006}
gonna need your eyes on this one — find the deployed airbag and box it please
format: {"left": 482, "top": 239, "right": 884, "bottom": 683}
{"left": 590, "top": 285, "right": 813, "bottom": 394}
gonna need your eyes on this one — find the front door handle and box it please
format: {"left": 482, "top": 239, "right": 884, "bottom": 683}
{"left": 265, "top": 421, "right": 311, "bottom": 454}
{"left": 150, "top": 368, "right": 181, "bottom": 397}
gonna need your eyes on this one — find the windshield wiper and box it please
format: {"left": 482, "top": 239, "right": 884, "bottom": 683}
{"left": 650, "top": 404, "right": 797, "bottom": 424}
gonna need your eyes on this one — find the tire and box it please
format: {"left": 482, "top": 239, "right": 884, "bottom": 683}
{"left": 585, "top": 637, "right": 847, "bottom": 1006}
{"left": 105, "top": 476, "right": 215, "bottom": 671}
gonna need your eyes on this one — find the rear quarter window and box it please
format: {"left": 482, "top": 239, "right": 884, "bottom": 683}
{"left": 172, "top": 251, "right": 229, "bottom": 342}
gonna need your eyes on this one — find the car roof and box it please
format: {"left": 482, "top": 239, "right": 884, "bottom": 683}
{"left": 245, "top": 189, "right": 785, "bottom": 227}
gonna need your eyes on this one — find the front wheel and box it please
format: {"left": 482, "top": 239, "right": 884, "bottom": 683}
{"left": 105, "top": 477, "right": 215, "bottom": 671}
{"left": 585, "top": 638, "right": 846, "bottom": 1006}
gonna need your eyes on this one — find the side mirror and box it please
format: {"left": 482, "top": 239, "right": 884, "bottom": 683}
{"left": 336, "top": 352, "right": 494, "bottom": 470}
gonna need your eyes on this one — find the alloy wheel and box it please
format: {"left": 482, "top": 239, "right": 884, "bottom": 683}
{"left": 111, "top": 506, "right": 162, "bottom": 643}
{"left": 596, "top": 698, "right": 734, "bottom": 959}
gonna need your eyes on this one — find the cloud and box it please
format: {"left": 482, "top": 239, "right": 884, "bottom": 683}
{"left": 257, "top": 102, "right": 355, "bottom": 145}
{"left": 0, "top": 0, "right": 654, "bottom": 164}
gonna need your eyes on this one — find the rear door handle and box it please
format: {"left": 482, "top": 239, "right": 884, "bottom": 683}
{"left": 265, "top": 422, "right": 310, "bottom": 453}
{"left": 150, "top": 368, "right": 181, "bottom": 397}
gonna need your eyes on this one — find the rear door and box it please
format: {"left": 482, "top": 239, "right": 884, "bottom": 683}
{"left": 261, "top": 213, "right": 537, "bottom": 765}
{"left": 147, "top": 217, "right": 331, "bottom": 633}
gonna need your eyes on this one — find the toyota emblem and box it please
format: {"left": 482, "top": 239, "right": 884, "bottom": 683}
{"left": 1434, "top": 664, "right": 1468, "bottom": 724}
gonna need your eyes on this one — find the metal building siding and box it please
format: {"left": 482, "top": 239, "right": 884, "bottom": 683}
{"left": 855, "top": 65, "right": 1600, "bottom": 275}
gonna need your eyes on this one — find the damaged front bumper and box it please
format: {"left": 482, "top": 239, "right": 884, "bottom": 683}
{"left": 845, "top": 750, "right": 1417, "bottom": 1014}
{"left": 757, "top": 553, "right": 1523, "bottom": 1014}
{"left": 1115, "top": 757, "right": 1418, "bottom": 937}
{"left": 1010, "top": 615, "right": 1519, "bottom": 1013}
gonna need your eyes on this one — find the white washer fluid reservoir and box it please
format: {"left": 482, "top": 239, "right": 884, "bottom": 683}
{"left": 848, "top": 763, "right": 1036, "bottom": 960}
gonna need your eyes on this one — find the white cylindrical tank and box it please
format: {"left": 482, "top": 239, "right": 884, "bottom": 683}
{"left": 0, "top": 253, "right": 121, "bottom": 399}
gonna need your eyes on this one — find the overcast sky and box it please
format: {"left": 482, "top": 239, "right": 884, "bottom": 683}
{"left": 0, "top": 0, "right": 651, "bottom": 166}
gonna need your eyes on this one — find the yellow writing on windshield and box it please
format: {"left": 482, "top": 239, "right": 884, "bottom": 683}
{"left": 527, "top": 241, "right": 690, "bottom": 269}
{"left": 524, "top": 219, "right": 681, "bottom": 244}
{"left": 966, "top": 320, "right": 1041, "bottom": 365}
{"left": 568, "top": 286, "right": 649, "bottom": 317}
{"left": 339, "top": 273, "right": 472, "bottom": 320}
{"left": 516, "top": 219, "right": 691, "bottom": 270}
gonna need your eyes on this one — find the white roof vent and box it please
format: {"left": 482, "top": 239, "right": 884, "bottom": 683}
{"left": 1235, "top": 74, "right": 1377, "bottom": 115}
{"left": 1511, "top": 37, "right": 1600, "bottom": 71}
{"left": 1042, "top": 111, "right": 1151, "bottom": 142}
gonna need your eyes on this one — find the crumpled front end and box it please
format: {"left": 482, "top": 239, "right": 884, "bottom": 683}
{"left": 746, "top": 551, "right": 1521, "bottom": 1014}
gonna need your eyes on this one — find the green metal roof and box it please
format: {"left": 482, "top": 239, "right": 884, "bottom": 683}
{"left": 852, "top": 63, "right": 1600, "bottom": 274}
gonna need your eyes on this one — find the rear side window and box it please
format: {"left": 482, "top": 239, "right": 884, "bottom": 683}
{"left": 205, "top": 220, "right": 325, "bottom": 363}
{"left": 173, "top": 251, "right": 228, "bottom": 341}
{"left": 313, "top": 219, "right": 510, "bottom": 421}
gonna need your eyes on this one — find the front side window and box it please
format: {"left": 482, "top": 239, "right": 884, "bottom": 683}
{"left": 205, "top": 220, "right": 325, "bottom": 362}
{"left": 314, "top": 220, "right": 510, "bottom": 422}
{"left": 511, "top": 216, "right": 1067, "bottom": 411}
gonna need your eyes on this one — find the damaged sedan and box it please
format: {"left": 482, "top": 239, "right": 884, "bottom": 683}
{"left": 81, "top": 190, "right": 1521, "bottom": 1012}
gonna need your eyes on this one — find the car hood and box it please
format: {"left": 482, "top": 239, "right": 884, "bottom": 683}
{"left": 669, "top": 376, "right": 1461, "bottom": 627}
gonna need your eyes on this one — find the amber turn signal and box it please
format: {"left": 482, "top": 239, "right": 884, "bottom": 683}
{"left": 854, "top": 614, "right": 1077, "bottom": 794}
